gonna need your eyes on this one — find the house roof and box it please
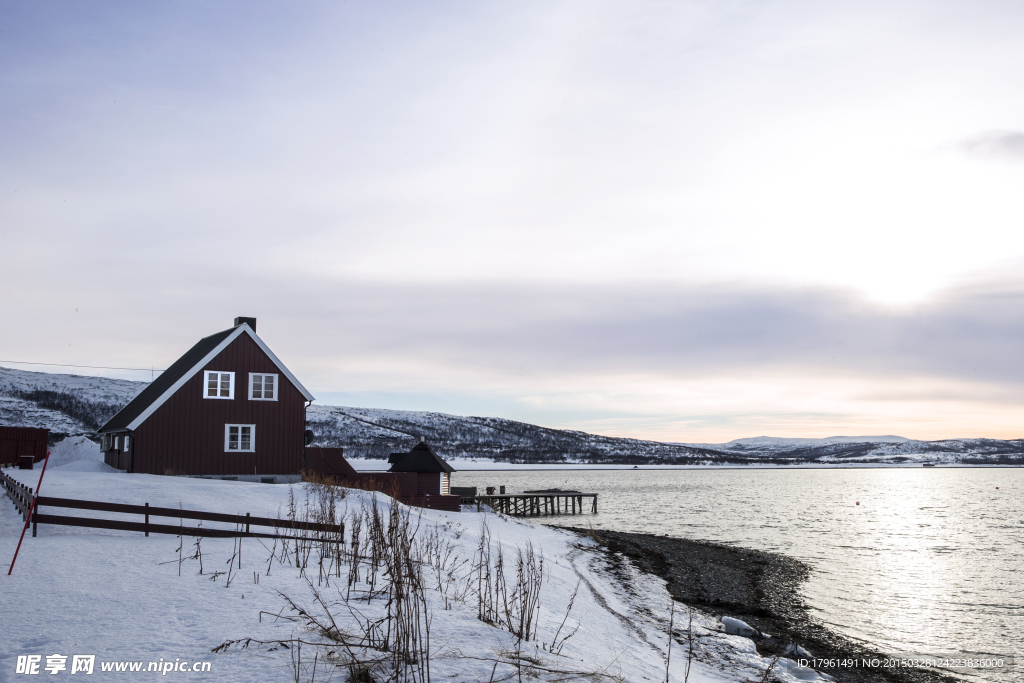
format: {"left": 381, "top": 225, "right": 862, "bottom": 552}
{"left": 303, "top": 447, "right": 359, "bottom": 479}
{"left": 388, "top": 441, "right": 456, "bottom": 473}
{"left": 99, "top": 323, "right": 314, "bottom": 433}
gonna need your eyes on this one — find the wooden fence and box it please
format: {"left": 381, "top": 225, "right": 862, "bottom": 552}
{"left": 1, "top": 467, "right": 343, "bottom": 542}
{"left": 2, "top": 466, "right": 33, "bottom": 518}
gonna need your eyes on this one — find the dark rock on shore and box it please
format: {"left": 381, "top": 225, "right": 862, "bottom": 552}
{"left": 563, "top": 527, "right": 965, "bottom": 683}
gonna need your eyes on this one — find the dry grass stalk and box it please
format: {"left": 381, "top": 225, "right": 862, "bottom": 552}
{"left": 210, "top": 480, "right": 611, "bottom": 683}
{"left": 758, "top": 654, "right": 781, "bottom": 683}
{"left": 665, "top": 599, "right": 675, "bottom": 683}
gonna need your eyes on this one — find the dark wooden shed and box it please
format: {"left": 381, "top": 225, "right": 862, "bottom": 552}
{"left": 303, "top": 441, "right": 460, "bottom": 512}
{"left": 98, "top": 317, "right": 314, "bottom": 480}
{"left": 0, "top": 426, "right": 49, "bottom": 466}
{"left": 389, "top": 439, "right": 456, "bottom": 498}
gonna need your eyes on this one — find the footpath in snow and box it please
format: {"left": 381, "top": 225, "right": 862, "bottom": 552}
{"left": 1, "top": 441, "right": 831, "bottom": 682}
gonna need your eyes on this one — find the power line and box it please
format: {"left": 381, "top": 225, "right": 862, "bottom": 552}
{"left": 0, "top": 360, "right": 164, "bottom": 372}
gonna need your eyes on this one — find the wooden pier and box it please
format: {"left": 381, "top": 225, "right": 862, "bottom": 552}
{"left": 472, "top": 491, "right": 597, "bottom": 516}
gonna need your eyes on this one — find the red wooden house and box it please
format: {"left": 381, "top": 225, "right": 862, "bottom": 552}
{"left": 98, "top": 317, "right": 314, "bottom": 482}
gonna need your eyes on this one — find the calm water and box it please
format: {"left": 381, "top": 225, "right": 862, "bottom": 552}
{"left": 456, "top": 468, "right": 1023, "bottom": 682}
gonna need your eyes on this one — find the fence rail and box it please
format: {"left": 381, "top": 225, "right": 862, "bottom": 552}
{"left": 1, "top": 467, "right": 33, "bottom": 518}
{"left": 1, "top": 467, "right": 343, "bottom": 542}
{"left": 35, "top": 497, "right": 343, "bottom": 533}
{"left": 30, "top": 513, "right": 299, "bottom": 540}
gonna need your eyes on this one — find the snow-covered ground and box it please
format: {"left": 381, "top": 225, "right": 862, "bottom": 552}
{"left": 43, "top": 435, "right": 118, "bottom": 472}
{"left": 0, "top": 449, "right": 831, "bottom": 682}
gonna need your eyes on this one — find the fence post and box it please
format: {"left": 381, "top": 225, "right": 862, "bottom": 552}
{"left": 145, "top": 502, "right": 150, "bottom": 537}
{"left": 246, "top": 512, "right": 250, "bottom": 534}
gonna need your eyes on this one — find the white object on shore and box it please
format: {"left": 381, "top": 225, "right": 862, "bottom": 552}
{"left": 773, "top": 657, "right": 834, "bottom": 681}
{"left": 722, "top": 616, "right": 760, "bottom": 638}
{"left": 783, "top": 641, "right": 813, "bottom": 658}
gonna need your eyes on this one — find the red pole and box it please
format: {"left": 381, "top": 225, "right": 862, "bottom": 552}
{"left": 8, "top": 450, "right": 52, "bottom": 575}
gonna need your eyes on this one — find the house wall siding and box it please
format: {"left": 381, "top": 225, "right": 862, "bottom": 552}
{"left": 416, "top": 472, "right": 441, "bottom": 497}
{"left": 131, "top": 334, "right": 306, "bottom": 475}
{"left": 0, "top": 426, "right": 49, "bottom": 465}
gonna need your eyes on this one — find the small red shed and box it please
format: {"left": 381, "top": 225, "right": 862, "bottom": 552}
{"left": 98, "top": 317, "right": 314, "bottom": 481}
{"left": 303, "top": 442, "right": 460, "bottom": 511}
{"left": 388, "top": 439, "right": 460, "bottom": 510}
{"left": 0, "top": 426, "right": 49, "bottom": 466}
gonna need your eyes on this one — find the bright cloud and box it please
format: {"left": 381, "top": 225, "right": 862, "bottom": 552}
{"left": 2, "top": 0, "right": 1023, "bottom": 441}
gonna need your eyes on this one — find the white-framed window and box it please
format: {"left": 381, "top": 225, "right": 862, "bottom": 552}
{"left": 249, "top": 373, "right": 278, "bottom": 401}
{"left": 225, "top": 424, "right": 255, "bottom": 452}
{"left": 204, "top": 371, "right": 235, "bottom": 399}
{"left": 123, "top": 435, "right": 130, "bottom": 452}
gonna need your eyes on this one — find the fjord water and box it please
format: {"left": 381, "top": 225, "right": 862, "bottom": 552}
{"left": 456, "top": 468, "right": 1023, "bottom": 682}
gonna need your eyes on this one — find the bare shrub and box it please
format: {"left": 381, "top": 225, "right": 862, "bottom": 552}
{"left": 210, "top": 484, "right": 608, "bottom": 683}
{"left": 548, "top": 579, "right": 581, "bottom": 655}
{"left": 261, "top": 495, "right": 433, "bottom": 683}
{"left": 471, "top": 519, "right": 545, "bottom": 643}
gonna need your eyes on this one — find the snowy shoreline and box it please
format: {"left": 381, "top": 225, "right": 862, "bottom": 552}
{"left": 2, "top": 462, "right": 844, "bottom": 682}
{"left": 573, "top": 529, "right": 968, "bottom": 683}
{"left": 0, "top": 440, "right": 976, "bottom": 682}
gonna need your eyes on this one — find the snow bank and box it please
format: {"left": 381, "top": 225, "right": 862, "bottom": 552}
{"left": 45, "top": 435, "right": 114, "bottom": 472}
{"left": 1, "top": 469, "right": 831, "bottom": 682}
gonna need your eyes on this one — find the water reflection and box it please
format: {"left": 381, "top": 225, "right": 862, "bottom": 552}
{"left": 455, "top": 468, "right": 1023, "bottom": 682}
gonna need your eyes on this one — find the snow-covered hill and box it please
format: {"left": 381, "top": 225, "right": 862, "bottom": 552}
{"left": 306, "top": 404, "right": 724, "bottom": 463}
{"left": 694, "top": 435, "right": 911, "bottom": 448}
{"left": 684, "top": 434, "right": 1024, "bottom": 465}
{"left": 0, "top": 366, "right": 147, "bottom": 435}
{"left": 2, "top": 366, "right": 1022, "bottom": 466}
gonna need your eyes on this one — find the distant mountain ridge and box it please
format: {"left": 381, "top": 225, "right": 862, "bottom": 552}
{"left": 305, "top": 404, "right": 725, "bottom": 464}
{"left": 2, "top": 366, "right": 1022, "bottom": 466}
{"left": 690, "top": 435, "right": 911, "bottom": 448}
{"left": 683, "top": 434, "right": 1023, "bottom": 465}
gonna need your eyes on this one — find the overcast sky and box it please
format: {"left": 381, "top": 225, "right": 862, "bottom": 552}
{"left": 2, "top": 0, "right": 1022, "bottom": 442}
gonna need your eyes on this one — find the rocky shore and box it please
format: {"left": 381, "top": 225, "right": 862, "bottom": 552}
{"left": 564, "top": 527, "right": 966, "bottom": 683}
